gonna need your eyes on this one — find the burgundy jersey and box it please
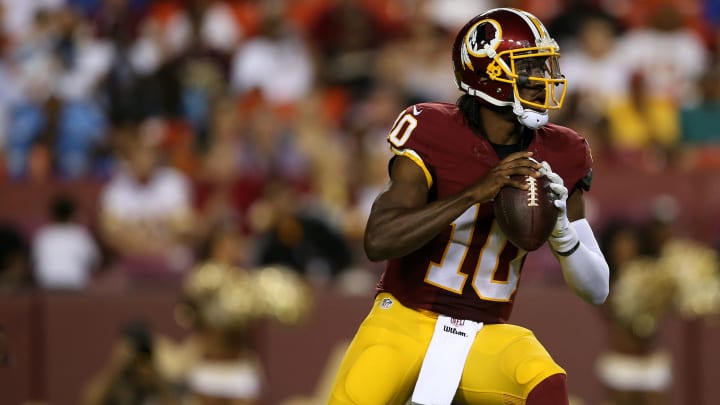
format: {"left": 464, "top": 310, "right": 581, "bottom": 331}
{"left": 377, "top": 102, "right": 593, "bottom": 324}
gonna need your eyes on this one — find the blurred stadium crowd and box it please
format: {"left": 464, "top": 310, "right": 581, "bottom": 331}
{"left": 0, "top": 0, "right": 716, "bottom": 295}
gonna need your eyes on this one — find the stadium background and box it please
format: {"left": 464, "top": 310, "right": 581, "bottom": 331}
{"left": 0, "top": 0, "right": 719, "bottom": 404}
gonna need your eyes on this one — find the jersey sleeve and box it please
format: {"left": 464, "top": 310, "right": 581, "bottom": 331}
{"left": 569, "top": 138, "right": 594, "bottom": 192}
{"left": 541, "top": 125, "right": 594, "bottom": 194}
{"left": 386, "top": 105, "right": 446, "bottom": 189}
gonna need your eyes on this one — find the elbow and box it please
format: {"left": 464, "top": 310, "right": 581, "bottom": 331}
{"left": 364, "top": 234, "right": 388, "bottom": 262}
{"left": 576, "top": 285, "right": 608, "bottom": 306}
{"left": 594, "top": 263, "right": 611, "bottom": 305}
{"left": 588, "top": 284, "right": 609, "bottom": 306}
{"left": 584, "top": 270, "right": 610, "bottom": 306}
{"left": 365, "top": 245, "right": 383, "bottom": 262}
{"left": 571, "top": 253, "right": 610, "bottom": 306}
{"left": 364, "top": 230, "right": 405, "bottom": 262}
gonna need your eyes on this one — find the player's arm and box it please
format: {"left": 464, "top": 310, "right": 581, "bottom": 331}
{"left": 542, "top": 163, "right": 609, "bottom": 305}
{"left": 364, "top": 152, "right": 540, "bottom": 262}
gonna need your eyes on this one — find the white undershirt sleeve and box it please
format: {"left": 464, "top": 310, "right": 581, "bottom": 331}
{"left": 552, "top": 218, "right": 610, "bottom": 305}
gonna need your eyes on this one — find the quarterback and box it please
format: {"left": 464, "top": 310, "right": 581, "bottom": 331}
{"left": 328, "top": 8, "right": 610, "bottom": 405}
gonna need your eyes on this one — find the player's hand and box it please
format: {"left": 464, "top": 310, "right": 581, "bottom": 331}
{"left": 539, "top": 161, "right": 567, "bottom": 216}
{"left": 468, "top": 151, "right": 541, "bottom": 203}
{"left": 539, "top": 161, "right": 578, "bottom": 253}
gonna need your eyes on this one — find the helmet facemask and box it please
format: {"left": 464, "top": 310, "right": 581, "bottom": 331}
{"left": 487, "top": 46, "right": 567, "bottom": 112}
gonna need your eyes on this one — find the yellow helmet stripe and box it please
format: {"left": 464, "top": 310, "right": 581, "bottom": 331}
{"left": 523, "top": 11, "right": 549, "bottom": 39}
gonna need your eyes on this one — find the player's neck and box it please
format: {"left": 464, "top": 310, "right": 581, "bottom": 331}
{"left": 479, "top": 107, "right": 524, "bottom": 145}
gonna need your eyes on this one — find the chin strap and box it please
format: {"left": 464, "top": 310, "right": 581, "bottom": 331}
{"left": 512, "top": 98, "right": 548, "bottom": 129}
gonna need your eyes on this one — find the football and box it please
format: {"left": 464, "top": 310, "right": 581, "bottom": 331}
{"left": 493, "top": 175, "right": 557, "bottom": 251}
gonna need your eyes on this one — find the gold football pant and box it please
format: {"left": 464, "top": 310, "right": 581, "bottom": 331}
{"left": 328, "top": 293, "right": 565, "bottom": 404}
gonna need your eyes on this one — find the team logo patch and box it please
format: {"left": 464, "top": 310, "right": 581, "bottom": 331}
{"left": 462, "top": 18, "right": 501, "bottom": 71}
{"left": 380, "top": 298, "right": 393, "bottom": 309}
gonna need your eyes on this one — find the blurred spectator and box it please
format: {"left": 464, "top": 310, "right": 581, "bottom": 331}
{"left": 230, "top": 7, "right": 313, "bottom": 107}
{"left": 7, "top": 93, "right": 108, "bottom": 180}
{"left": 236, "top": 103, "right": 311, "bottom": 187}
{"left": 144, "top": 0, "right": 245, "bottom": 152}
{"left": 178, "top": 246, "right": 264, "bottom": 404}
{"left": 9, "top": 5, "right": 113, "bottom": 103}
{"left": 53, "top": 6, "right": 115, "bottom": 102}
{"left": 175, "top": 0, "right": 243, "bottom": 56}
{"left": 0, "top": 0, "right": 65, "bottom": 42}
{"left": 607, "top": 0, "right": 711, "bottom": 42}
{"left": 681, "top": 65, "right": 720, "bottom": 145}
{"left": 375, "top": 17, "right": 454, "bottom": 104}
{"left": 0, "top": 6, "right": 21, "bottom": 157}
{"left": 292, "top": 90, "right": 353, "bottom": 224}
{"left": 103, "top": 2, "right": 186, "bottom": 123}
{"left": 32, "top": 193, "right": 100, "bottom": 290}
{"left": 344, "top": 133, "right": 390, "bottom": 243}
{"left": 195, "top": 222, "right": 251, "bottom": 270}
{"left": 98, "top": 119, "right": 196, "bottom": 277}
{"left": 177, "top": 250, "right": 312, "bottom": 402}
{"left": 605, "top": 71, "right": 680, "bottom": 167}
{"left": 0, "top": 222, "right": 32, "bottom": 292}
{"left": 596, "top": 217, "right": 674, "bottom": 405}
{"left": 90, "top": 0, "right": 147, "bottom": 42}
{"left": 337, "top": 86, "right": 403, "bottom": 252}
{"left": 596, "top": 202, "right": 720, "bottom": 405}
{"left": 558, "top": 11, "right": 627, "bottom": 124}
{"left": 94, "top": 0, "right": 148, "bottom": 124}
{"left": 4, "top": 4, "right": 111, "bottom": 180}
{"left": 250, "top": 181, "right": 352, "bottom": 285}
{"left": 193, "top": 98, "right": 264, "bottom": 236}
{"left": 9, "top": 7, "right": 59, "bottom": 102}
{"left": 83, "top": 320, "right": 181, "bottom": 405}
{"left": 595, "top": 219, "right": 668, "bottom": 405}
{"left": 544, "top": 0, "right": 618, "bottom": 46}
{"left": 307, "top": 0, "right": 389, "bottom": 98}
{"left": 420, "top": 0, "right": 499, "bottom": 32}
{"left": 615, "top": 3, "right": 709, "bottom": 104}
{"left": 174, "top": 12, "right": 230, "bottom": 151}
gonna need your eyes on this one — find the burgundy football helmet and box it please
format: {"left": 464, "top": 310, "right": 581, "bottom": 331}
{"left": 452, "top": 8, "right": 567, "bottom": 128}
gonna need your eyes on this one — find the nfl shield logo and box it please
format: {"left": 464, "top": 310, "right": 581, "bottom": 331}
{"left": 380, "top": 298, "right": 393, "bottom": 309}
{"left": 451, "top": 318, "right": 465, "bottom": 327}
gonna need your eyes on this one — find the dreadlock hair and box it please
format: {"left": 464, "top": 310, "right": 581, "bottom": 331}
{"left": 456, "top": 94, "right": 484, "bottom": 135}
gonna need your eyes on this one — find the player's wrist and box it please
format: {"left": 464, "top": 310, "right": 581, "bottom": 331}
{"left": 554, "top": 239, "right": 580, "bottom": 256}
{"left": 551, "top": 213, "right": 569, "bottom": 238}
{"left": 548, "top": 218, "right": 579, "bottom": 254}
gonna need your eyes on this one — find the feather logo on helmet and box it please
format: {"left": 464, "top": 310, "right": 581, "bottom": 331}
{"left": 462, "top": 19, "right": 502, "bottom": 71}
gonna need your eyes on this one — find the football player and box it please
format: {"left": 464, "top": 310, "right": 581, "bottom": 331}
{"left": 328, "top": 8, "right": 610, "bottom": 405}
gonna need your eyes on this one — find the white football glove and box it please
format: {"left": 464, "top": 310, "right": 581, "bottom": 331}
{"left": 539, "top": 161, "right": 579, "bottom": 254}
